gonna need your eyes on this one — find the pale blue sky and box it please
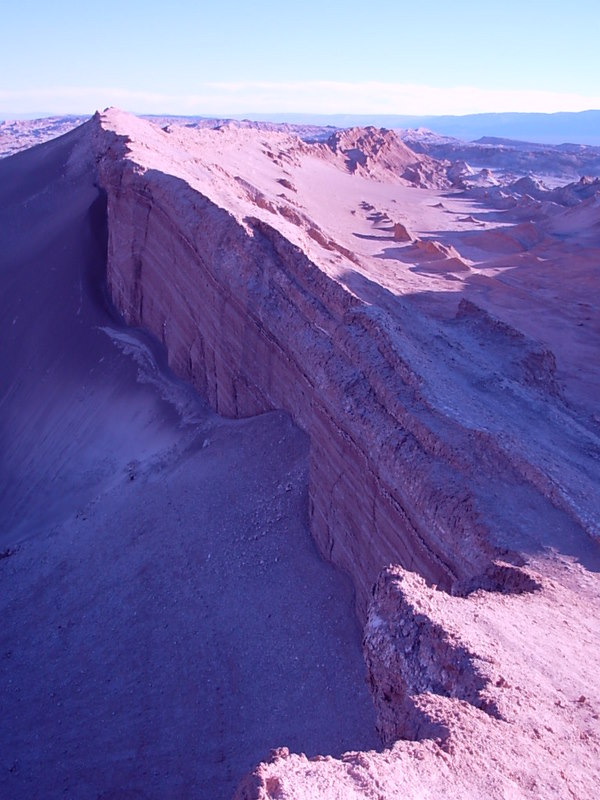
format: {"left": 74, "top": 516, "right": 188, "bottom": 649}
{"left": 1, "top": 0, "right": 599, "bottom": 115}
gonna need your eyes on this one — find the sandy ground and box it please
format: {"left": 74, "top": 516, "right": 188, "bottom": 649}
{"left": 0, "top": 123, "right": 377, "bottom": 799}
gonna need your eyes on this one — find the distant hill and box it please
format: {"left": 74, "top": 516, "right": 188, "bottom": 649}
{"left": 0, "top": 115, "right": 89, "bottom": 158}
{"left": 0, "top": 111, "right": 53, "bottom": 121}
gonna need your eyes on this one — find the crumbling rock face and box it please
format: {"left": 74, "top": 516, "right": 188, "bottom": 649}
{"left": 363, "top": 567, "right": 501, "bottom": 745}
{"left": 2, "top": 110, "right": 599, "bottom": 799}
{"left": 323, "top": 126, "right": 450, "bottom": 187}
{"left": 93, "top": 118, "right": 548, "bottom": 634}
{"left": 100, "top": 152, "right": 495, "bottom": 616}
{"left": 99, "top": 121, "right": 564, "bottom": 628}
{"left": 89, "top": 112, "right": 600, "bottom": 796}
{"left": 455, "top": 300, "right": 561, "bottom": 396}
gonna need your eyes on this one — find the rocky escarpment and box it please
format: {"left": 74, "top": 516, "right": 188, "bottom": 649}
{"left": 96, "top": 121, "right": 533, "bottom": 622}
{"left": 2, "top": 110, "right": 598, "bottom": 798}
{"left": 91, "top": 113, "right": 600, "bottom": 791}
{"left": 363, "top": 564, "right": 540, "bottom": 745}
{"left": 103, "top": 175, "right": 452, "bottom": 611}
{"left": 323, "top": 126, "right": 450, "bottom": 187}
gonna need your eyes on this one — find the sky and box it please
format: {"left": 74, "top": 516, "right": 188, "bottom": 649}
{"left": 1, "top": 0, "right": 600, "bottom": 117}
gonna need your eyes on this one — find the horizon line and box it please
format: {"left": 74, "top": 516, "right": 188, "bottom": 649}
{"left": 3, "top": 107, "right": 600, "bottom": 122}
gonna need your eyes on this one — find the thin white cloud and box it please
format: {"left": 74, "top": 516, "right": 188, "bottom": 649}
{"left": 1, "top": 82, "right": 599, "bottom": 116}
{"left": 202, "top": 81, "right": 600, "bottom": 115}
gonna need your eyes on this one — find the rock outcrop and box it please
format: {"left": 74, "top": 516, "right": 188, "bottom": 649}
{"left": 392, "top": 221, "right": 412, "bottom": 241}
{"left": 322, "top": 126, "right": 450, "bottom": 187}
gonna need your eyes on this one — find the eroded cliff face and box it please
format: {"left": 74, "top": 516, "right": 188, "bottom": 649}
{"left": 96, "top": 124, "right": 504, "bottom": 621}
{"left": 91, "top": 110, "right": 600, "bottom": 797}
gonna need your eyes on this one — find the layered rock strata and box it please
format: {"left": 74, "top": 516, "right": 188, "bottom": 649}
{"left": 89, "top": 110, "right": 600, "bottom": 797}
{"left": 97, "top": 117, "right": 514, "bottom": 619}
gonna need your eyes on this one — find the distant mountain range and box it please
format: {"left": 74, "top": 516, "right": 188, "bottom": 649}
{"left": 228, "top": 110, "right": 600, "bottom": 147}
{"left": 2, "top": 109, "right": 600, "bottom": 148}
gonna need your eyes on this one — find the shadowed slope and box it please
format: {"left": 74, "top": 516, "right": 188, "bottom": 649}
{"left": 0, "top": 122, "right": 377, "bottom": 799}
